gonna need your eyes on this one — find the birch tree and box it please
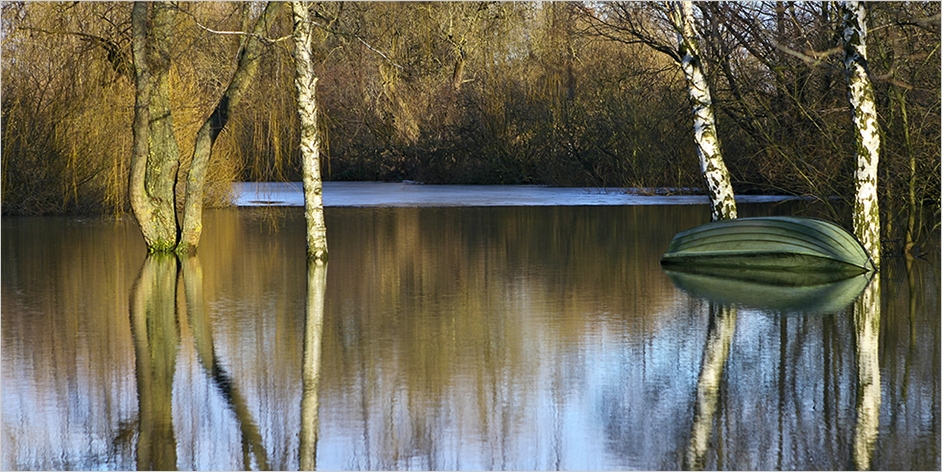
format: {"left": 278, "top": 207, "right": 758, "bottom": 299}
{"left": 668, "top": 1, "right": 737, "bottom": 221}
{"left": 291, "top": 2, "right": 329, "bottom": 262}
{"left": 842, "top": 6, "right": 885, "bottom": 451}
{"left": 841, "top": 1, "right": 881, "bottom": 268}
{"left": 583, "top": 2, "right": 738, "bottom": 221}
{"left": 293, "top": 12, "right": 329, "bottom": 464}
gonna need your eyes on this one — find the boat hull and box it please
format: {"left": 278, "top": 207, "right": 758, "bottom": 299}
{"left": 660, "top": 216, "right": 875, "bottom": 280}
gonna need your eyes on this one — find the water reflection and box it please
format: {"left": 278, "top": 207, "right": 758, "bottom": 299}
{"left": 129, "top": 254, "right": 271, "bottom": 470}
{"left": 665, "top": 252, "right": 887, "bottom": 469}
{"left": 853, "top": 275, "right": 881, "bottom": 470}
{"left": 300, "top": 262, "right": 327, "bottom": 471}
{"left": 1, "top": 207, "right": 939, "bottom": 470}
{"left": 129, "top": 255, "right": 179, "bottom": 470}
{"left": 685, "top": 303, "right": 737, "bottom": 470}
{"left": 179, "top": 255, "right": 269, "bottom": 470}
{"left": 666, "top": 251, "right": 887, "bottom": 469}
{"left": 664, "top": 269, "right": 872, "bottom": 315}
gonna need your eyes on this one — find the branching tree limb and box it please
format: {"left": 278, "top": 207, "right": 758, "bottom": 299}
{"left": 177, "top": 1, "right": 283, "bottom": 254}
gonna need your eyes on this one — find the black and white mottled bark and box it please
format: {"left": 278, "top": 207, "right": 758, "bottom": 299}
{"left": 841, "top": 1, "right": 881, "bottom": 268}
{"left": 668, "top": 1, "right": 737, "bottom": 221}
{"left": 291, "top": 1, "right": 328, "bottom": 262}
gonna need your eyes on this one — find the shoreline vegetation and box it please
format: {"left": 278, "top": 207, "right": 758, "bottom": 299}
{"left": 2, "top": 2, "right": 938, "bottom": 241}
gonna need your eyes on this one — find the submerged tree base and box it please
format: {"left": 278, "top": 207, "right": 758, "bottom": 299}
{"left": 145, "top": 239, "right": 178, "bottom": 255}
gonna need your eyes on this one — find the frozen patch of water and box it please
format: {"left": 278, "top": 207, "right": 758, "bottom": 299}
{"left": 232, "top": 181, "right": 800, "bottom": 207}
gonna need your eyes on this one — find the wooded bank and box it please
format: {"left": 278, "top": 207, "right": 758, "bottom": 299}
{"left": 2, "top": 2, "right": 939, "bottom": 237}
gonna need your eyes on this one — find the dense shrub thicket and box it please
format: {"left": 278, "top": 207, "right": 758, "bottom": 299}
{"left": 2, "top": 2, "right": 939, "bottom": 235}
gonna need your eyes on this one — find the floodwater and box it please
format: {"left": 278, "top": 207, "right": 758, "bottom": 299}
{"left": 2, "top": 196, "right": 939, "bottom": 470}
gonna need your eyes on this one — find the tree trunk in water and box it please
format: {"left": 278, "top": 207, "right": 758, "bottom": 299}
{"left": 669, "top": 1, "right": 737, "bottom": 221}
{"left": 841, "top": 1, "right": 881, "bottom": 268}
{"left": 891, "top": 86, "right": 917, "bottom": 258}
{"left": 130, "top": 1, "right": 181, "bottom": 253}
{"left": 291, "top": 2, "right": 328, "bottom": 262}
{"left": 178, "top": 2, "right": 282, "bottom": 254}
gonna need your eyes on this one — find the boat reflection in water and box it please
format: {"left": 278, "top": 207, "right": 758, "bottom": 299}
{"left": 664, "top": 246, "right": 881, "bottom": 470}
{"left": 2, "top": 206, "right": 935, "bottom": 470}
{"left": 662, "top": 268, "right": 872, "bottom": 315}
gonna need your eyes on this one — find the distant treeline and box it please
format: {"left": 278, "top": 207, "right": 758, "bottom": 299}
{"left": 2, "top": 2, "right": 939, "bottom": 224}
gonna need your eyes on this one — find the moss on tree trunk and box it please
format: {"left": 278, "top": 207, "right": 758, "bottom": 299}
{"left": 130, "top": 1, "right": 180, "bottom": 253}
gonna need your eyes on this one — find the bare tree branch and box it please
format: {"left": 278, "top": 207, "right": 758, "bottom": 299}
{"left": 173, "top": 6, "right": 292, "bottom": 45}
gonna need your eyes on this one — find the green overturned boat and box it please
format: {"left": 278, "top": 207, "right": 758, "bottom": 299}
{"left": 660, "top": 216, "right": 875, "bottom": 283}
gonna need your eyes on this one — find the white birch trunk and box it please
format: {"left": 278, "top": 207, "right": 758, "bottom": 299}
{"left": 669, "top": 1, "right": 737, "bottom": 221}
{"left": 841, "top": 1, "right": 881, "bottom": 268}
{"left": 292, "top": 2, "right": 328, "bottom": 262}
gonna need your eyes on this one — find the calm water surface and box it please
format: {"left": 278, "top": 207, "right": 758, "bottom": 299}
{"left": 2, "top": 205, "right": 939, "bottom": 470}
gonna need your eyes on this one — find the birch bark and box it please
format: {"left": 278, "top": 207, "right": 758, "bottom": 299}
{"left": 841, "top": 1, "right": 881, "bottom": 268}
{"left": 844, "top": 9, "right": 883, "bottom": 459}
{"left": 668, "top": 1, "right": 737, "bottom": 221}
{"left": 291, "top": 2, "right": 328, "bottom": 261}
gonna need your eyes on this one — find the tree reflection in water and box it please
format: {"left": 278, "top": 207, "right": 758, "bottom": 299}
{"left": 4, "top": 207, "right": 931, "bottom": 470}
{"left": 300, "top": 261, "right": 327, "bottom": 471}
{"left": 129, "top": 254, "right": 179, "bottom": 471}
{"left": 853, "top": 275, "right": 881, "bottom": 470}
{"left": 685, "top": 303, "right": 737, "bottom": 470}
{"left": 679, "top": 273, "right": 883, "bottom": 470}
{"left": 129, "top": 254, "right": 270, "bottom": 470}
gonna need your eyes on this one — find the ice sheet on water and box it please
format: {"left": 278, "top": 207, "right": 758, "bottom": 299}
{"left": 231, "top": 181, "right": 798, "bottom": 207}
